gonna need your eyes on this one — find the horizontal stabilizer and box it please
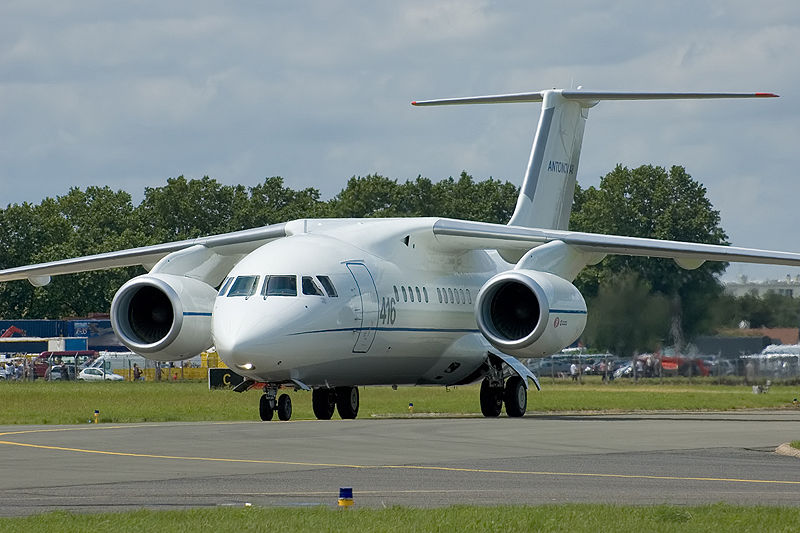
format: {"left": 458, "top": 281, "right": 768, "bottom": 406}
{"left": 412, "top": 90, "right": 778, "bottom": 106}
{"left": 414, "top": 89, "right": 778, "bottom": 244}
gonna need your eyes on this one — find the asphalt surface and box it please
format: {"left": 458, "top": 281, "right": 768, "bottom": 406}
{"left": 1, "top": 411, "right": 800, "bottom": 515}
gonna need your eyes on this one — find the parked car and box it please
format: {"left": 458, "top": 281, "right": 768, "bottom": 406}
{"left": 34, "top": 350, "right": 97, "bottom": 379}
{"left": 78, "top": 367, "right": 124, "bottom": 381}
{"left": 45, "top": 365, "right": 77, "bottom": 381}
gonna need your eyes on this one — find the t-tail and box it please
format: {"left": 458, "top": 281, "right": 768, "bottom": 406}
{"left": 413, "top": 90, "right": 777, "bottom": 230}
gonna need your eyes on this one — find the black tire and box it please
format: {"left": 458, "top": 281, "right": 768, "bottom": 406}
{"left": 335, "top": 386, "right": 359, "bottom": 419}
{"left": 277, "top": 394, "right": 292, "bottom": 421}
{"left": 503, "top": 375, "right": 527, "bottom": 417}
{"left": 259, "top": 394, "right": 275, "bottom": 421}
{"left": 479, "top": 378, "right": 503, "bottom": 417}
{"left": 312, "top": 388, "right": 336, "bottom": 420}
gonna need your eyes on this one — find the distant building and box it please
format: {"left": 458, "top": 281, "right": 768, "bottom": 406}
{"left": 724, "top": 275, "right": 800, "bottom": 299}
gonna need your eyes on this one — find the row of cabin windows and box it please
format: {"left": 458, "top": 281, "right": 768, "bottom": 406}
{"left": 391, "top": 285, "right": 472, "bottom": 305}
{"left": 218, "top": 275, "right": 338, "bottom": 298}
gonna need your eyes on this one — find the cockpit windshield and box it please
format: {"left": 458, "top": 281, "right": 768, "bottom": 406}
{"left": 227, "top": 275, "right": 260, "bottom": 297}
{"left": 302, "top": 276, "right": 323, "bottom": 296}
{"left": 263, "top": 275, "right": 297, "bottom": 297}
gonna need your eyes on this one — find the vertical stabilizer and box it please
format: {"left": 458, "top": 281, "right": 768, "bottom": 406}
{"left": 508, "top": 91, "right": 589, "bottom": 230}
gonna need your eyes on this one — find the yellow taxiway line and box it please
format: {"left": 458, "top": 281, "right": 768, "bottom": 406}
{"left": 1, "top": 424, "right": 798, "bottom": 487}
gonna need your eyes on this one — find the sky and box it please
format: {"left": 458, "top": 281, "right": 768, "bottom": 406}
{"left": 1, "top": 1, "right": 799, "bottom": 281}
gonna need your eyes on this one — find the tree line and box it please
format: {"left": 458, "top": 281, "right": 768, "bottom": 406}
{"left": 1, "top": 167, "right": 797, "bottom": 354}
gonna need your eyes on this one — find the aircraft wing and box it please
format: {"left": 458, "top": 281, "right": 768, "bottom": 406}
{"left": 431, "top": 218, "right": 800, "bottom": 268}
{"left": 0, "top": 223, "right": 288, "bottom": 286}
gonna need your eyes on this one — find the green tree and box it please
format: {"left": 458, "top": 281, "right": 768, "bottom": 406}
{"left": 571, "top": 165, "right": 728, "bottom": 344}
{"left": 0, "top": 187, "right": 145, "bottom": 318}
{"left": 582, "top": 272, "right": 670, "bottom": 357}
{"left": 328, "top": 172, "right": 518, "bottom": 223}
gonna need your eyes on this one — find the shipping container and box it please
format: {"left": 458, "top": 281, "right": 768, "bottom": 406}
{"left": 0, "top": 320, "right": 66, "bottom": 338}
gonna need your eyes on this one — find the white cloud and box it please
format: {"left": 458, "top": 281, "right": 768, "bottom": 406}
{"left": 1, "top": 0, "right": 799, "bottom": 282}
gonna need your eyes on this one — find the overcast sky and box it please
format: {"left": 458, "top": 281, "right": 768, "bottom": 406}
{"left": 2, "top": 1, "right": 798, "bottom": 280}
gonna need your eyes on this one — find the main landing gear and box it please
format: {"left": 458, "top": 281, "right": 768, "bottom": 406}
{"left": 480, "top": 362, "right": 527, "bottom": 418}
{"left": 259, "top": 385, "right": 360, "bottom": 422}
{"left": 310, "top": 386, "right": 359, "bottom": 420}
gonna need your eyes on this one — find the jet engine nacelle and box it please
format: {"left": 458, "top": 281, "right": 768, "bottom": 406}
{"left": 475, "top": 269, "right": 587, "bottom": 358}
{"left": 110, "top": 273, "right": 216, "bottom": 361}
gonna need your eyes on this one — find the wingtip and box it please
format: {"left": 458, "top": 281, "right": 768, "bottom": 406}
{"left": 756, "top": 92, "right": 779, "bottom": 98}
{"left": 411, "top": 101, "right": 418, "bottom": 106}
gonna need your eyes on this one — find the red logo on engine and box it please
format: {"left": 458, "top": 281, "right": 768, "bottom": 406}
{"left": 553, "top": 317, "right": 560, "bottom": 328}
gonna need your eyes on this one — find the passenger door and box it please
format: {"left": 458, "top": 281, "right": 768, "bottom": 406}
{"left": 346, "top": 262, "right": 379, "bottom": 353}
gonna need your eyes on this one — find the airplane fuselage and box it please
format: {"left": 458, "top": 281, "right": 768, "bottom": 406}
{"left": 213, "top": 218, "right": 504, "bottom": 387}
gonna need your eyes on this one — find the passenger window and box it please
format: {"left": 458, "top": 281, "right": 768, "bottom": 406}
{"left": 455, "top": 289, "right": 461, "bottom": 304}
{"left": 218, "top": 277, "right": 233, "bottom": 296}
{"left": 408, "top": 286, "right": 414, "bottom": 302}
{"left": 466, "top": 289, "right": 472, "bottom": 304}
{"left": 460, "top": 289, "right": 465, "bottom": 304}
{"left": 317, "top": 276, "right": 338, "bottom": 297}
{"left": 227, "top": 276, "right": 260, "bottom": 297}
{"left": 423, "top": 287, "right": 429, "bottom": 303}
{"left": 448, "top": 288, "right": 454, "bottom": 303}
{"left": 393, "top": 285, "right": 399, "bottom": 301}
{"left": 401, "top": 286, "right": 407, "bottom": 302}
{"left": 443, "top": 288, "right": 448, "bottom": 304}
{"left": 437, "top": 288, "right": 442, "bottom": 303}
{"left": 415, "top": 287, "right": 421, "bottom": 302}
{"left": 262, "top": 275, "right": 297, "bottom": 297}
{"left": 302, "top": 276, "right": 323, "bottom": 296}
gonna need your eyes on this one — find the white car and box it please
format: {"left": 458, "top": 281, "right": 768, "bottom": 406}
{"left": 78, "top": 367, "right": 124, "bottom": 381}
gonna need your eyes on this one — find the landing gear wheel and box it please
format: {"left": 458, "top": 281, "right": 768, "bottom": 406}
{"left": 503, "top": 375, "right": 527, "bottom": 417}
{"left": 312, "top": 388, "right": 336, "bottom": 420}
{"left": 259, "top": 394, "right": 275, "bottom": 421}
{"left": 335, "top": 386, "right": 359, "bottom": 419}
{"left": 277, "top": 393, "right": 292, "bottom": 421}
{"left": 479, "top": 378, "right": 503, "bottom": 417}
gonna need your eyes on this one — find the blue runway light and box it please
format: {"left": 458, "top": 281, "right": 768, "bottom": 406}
{"left": 338, "top": 487, "right": 354, "bottom": 507}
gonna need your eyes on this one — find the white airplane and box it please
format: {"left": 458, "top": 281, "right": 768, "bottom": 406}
{"left": 2, "top": 89, "right": 800, "bottom": 422}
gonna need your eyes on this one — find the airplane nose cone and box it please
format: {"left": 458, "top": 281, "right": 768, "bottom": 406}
{"left": 214, "top": 309, "right": 270, "bottom": 363}
{"left": 212, "top": 298, "right": 303, "bottom": 373}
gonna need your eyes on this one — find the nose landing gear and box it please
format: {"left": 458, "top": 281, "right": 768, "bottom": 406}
{"left": 259, "top": 387, "right": 292, "bottom": 421}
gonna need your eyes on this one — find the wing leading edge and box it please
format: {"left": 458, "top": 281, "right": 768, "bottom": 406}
{"left": 432, "top": 218, "right": 800, "bottom": 269}
{"left": 0, "top": 222, "right": 288, "bottom": 286}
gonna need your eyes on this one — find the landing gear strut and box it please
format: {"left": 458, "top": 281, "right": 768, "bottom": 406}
{"left": 259, "top": 388, "right": 276, "bottom": 421}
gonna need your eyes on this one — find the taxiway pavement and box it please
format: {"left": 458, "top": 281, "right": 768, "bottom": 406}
{"left": 1, "top": 410, "right": 799, "bottom": 515}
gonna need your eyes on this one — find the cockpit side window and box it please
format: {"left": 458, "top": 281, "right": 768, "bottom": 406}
{"left": 217, "top": 277, "right": 233, "bottom": 296}
{"left": 227, "top": 276, "right": 260, "bottom": 297}
{"left": 262, "top": 275, "right": 297, "bottom": 297}
{"left": 317, "top": 276, "right": 338, "bottom": 297}
{"left": 302, "top": 276, "right": 324, "bottom": 296}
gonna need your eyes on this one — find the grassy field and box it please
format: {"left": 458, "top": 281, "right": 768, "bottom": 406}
{"left": 3, "top": 504, "right": 800, "bottom": 533}
{"left": 1, "top": 378, "right": 800, "bottom": 425}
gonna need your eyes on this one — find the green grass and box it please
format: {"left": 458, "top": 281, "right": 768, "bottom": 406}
{"left": 2, "top": 379, "right": 800, "bottom": 425}
{"left": 2, "top": 504, "right": 800, "bottom": 533}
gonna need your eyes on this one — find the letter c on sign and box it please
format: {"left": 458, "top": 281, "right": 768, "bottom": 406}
{"left": 222, "top": 372, "right": 231, "bottom": 386}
